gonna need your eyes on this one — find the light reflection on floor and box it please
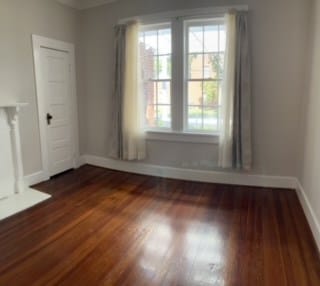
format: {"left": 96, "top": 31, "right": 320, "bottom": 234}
{"left": 139, "top": 214, "right": 226, "bottom": 285}
{"left": 139, "top": 216, "right": 173, "bottom": 278}
{"left": 186, "top": 223, "right": 225, "bottom": 285}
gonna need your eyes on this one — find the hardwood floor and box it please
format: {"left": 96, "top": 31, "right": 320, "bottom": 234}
{"left": 0, "top": 165, "right": 319, "bottom": 286}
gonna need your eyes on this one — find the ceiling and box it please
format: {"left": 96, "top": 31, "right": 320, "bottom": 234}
{"left": 56, "top": 0, "right": 117, "bottom": 10}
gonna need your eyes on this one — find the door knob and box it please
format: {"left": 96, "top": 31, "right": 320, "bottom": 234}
{"left": 46, "top": 113, "right": 53, "bottom": 125}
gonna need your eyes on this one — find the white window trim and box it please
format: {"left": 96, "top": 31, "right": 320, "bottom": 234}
{"left": 140, "top": 22, "right": 171, "bottom": 32}
{"left": 119, "top": 5, "right": 249, "bottom": 25}
{"left": 120, "top": 5, "right": 249, "bottom": 143}
{"left": 146, "top": 131, "right": 219, "bottom": 144}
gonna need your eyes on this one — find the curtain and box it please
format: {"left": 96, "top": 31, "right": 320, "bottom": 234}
{"left": 218, "top": 12, "right": 237, "bottom": 169}
{"left": 109, "top": 22, "right": 146, "bottom": 161}
{"left": 218, "top": 11, "right": 252, "bottom": 170}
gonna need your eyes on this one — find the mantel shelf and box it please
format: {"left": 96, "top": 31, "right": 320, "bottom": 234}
{"left": 0, "top": 103, "right": 28, "bottom": 108}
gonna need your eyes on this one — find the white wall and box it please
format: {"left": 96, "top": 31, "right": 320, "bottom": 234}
{"left": 298, "top": 0, "right": 320, "bottom": 247}
{"left": 0, "top": 0, "right": 78, "bottom": 175}
{"left": 78, "top": 0, "right": 311, "bottom": 177}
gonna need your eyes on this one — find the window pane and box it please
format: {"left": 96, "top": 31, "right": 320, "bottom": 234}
{"left": 218, "top": 83, "right": 222, "bottom": 103}
{"left": 140, "top": 45, "right": 155, "bottom": 80}
{"left": 158, "top": 55, "right": 171, "bottom": 79}
{"left": 144, "top": 81, "right": 157, "bottom": 105}
{"left": 203, "top": 81, "right": 219, "bottom": 106}
{"left": 153, "top": 57, "right": 160, "bottom": 79}
{"left": 157, "top": 105, "right": 171, "bottom": 128}
{"left": 188, "top": 81, "right": 202, "bottom": 105}
{"left": 139, "top": 33, "right": 144, "bottom": 44}
{"left": 158, "top": 29, "right": 171, "bottom": 55}
{"left": 203, "top": 107, "right": 219, "bottom": 131}
{"left": 188, "top": 107, "right": 202, "bottom": 130}
{"left": 145, "top": 30, "right": 158, "bottom": 54}
{"left": 218, "top": 53, "right": 224, "bottom": 78}
{"left": 189, "top": 54, "right": 203, "bottom": 79}
{"left": 204, "top": 53, "right": 222, "bottom": 79}
{"left": 204, "top": 25, "right": 219, "bottom": 52}
{"left": 157, "top": 81, "right": 170, "bottom": 104}
{"left": 219, "top": 25, "right": 226, "bottom": 51}
{"left": 189, "top": 26, "right": 203, "bottom": 53}
{"left": 146, "top": 104, "right": 157, "bottom": 128}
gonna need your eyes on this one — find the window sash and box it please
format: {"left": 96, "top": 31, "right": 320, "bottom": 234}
{"left": 140, "top": 23, "right": 173, "bottom": 130}
{"left": 184, "top": 19, "right": 225, "bottom": 133}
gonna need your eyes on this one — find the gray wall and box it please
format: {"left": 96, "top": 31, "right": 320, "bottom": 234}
{"left": 0, "top": 0, "right": 312, "bottom": 179}
{"left": 299, "top": 0, "right": 320, "bottom": 239}
{"left": 0, "top": 0, "right": 78, "bottom": 175}
{"left": 78, "top": 0, "right": 311, "bottom": 176}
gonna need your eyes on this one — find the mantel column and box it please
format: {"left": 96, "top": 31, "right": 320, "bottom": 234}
{"left": 6, "top": 106, "right": 25, "bottom": 194}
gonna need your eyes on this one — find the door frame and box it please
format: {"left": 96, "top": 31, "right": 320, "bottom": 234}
{"left": 32, "top": 35, "right": 80, "bottom": 179}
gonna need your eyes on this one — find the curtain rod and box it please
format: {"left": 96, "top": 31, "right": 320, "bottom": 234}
{"left": 118, "top": 5, "right": 249, "bottom": 25}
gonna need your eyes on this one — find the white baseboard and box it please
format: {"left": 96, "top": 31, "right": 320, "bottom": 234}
{"left": 24, "top": 171, "right": 49, "bottom": 187}
{"left": 81, "top": 155, "right": 297, "bottom": 189}
{"left": 295, "top": 180, "right": 320, "bottom": 252}
{"left": 24, "top": 155, "right": 87, "bottom": 187}
{"left": 75, "top": 155, "right": 86, "bottom": 169}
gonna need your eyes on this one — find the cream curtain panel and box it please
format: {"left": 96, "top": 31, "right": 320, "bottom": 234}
{"left": 219, "top": 11, "right": 252, "bottom": 170}
{"left": 109, "top": 22, "right": 146, "bottom": 161}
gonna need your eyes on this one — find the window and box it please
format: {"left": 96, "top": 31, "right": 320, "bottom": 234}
{"left": 186, "top": 20, "right": 225, "bottom": 132}
{"left": 139, "top": 17, "right": 226, "bottom": 136}
{"left": 139, "top": 25, "right": 172, "bottom": 130}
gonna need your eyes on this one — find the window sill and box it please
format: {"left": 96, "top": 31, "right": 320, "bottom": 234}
{"left": 146, "top": 130, "right": 219, "bottom": 144}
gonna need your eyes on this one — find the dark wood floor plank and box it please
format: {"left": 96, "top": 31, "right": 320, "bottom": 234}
{"left": 130, "top": 182, "right": 209, "bottom": 286}
{"left": 262, "top": 190, "right": 289, "bottom": 286}
{"left": 275, "top": 191, "right": 309, "bottom": 286}
{"left": 34, "top": 177, "right": 160, "bottom": 286}
{"left": 182, "top": 184, "right": 233, "bottom": 286}
{"left": 246, "top": 189, "right": 265, "bottom": 286}
{"left": 48, "top": 178, "right": 177, "bottom": 285}
{"left": 0, "top": 170, "right": 134, "bottom": 271}
{"left": 0, "top": 165, "right": 106, "bottom": 237}
{"left": 0, "top": 173, "right": 149, "bottom": 284}
{"left": 285, "top": 192, "right": 320, "bottom": 283}
{"left": 101, "top": 180, "right": 186, "bottom": 286}
{"left": 0, "top": 165, "right": 319, "bottom": 286}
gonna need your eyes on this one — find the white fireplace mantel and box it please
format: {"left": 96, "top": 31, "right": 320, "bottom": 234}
{"left": 0, "top": 102, "right": 28, "bottom": 108}
{"left": 0, "top": 102, "right": 50, "bottom": 220}
{"left": 0, "top": 102, "right": 28, "bottom": 196}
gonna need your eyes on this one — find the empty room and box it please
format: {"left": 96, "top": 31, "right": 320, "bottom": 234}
{"left": 0, "top": 0, "right": 320, "bottom": 285}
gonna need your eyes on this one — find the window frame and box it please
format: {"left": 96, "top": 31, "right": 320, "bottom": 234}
{"left": 131, "top": 6, "right": 250, "bottom": 143}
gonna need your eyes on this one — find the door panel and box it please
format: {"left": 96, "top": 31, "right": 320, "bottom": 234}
{"left": 40, "top": 48, "right": 74, "bottom": 176}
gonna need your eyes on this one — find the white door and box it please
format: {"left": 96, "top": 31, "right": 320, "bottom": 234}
{"left": 40, "top": 48, "right": 74, "bottom": 176}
